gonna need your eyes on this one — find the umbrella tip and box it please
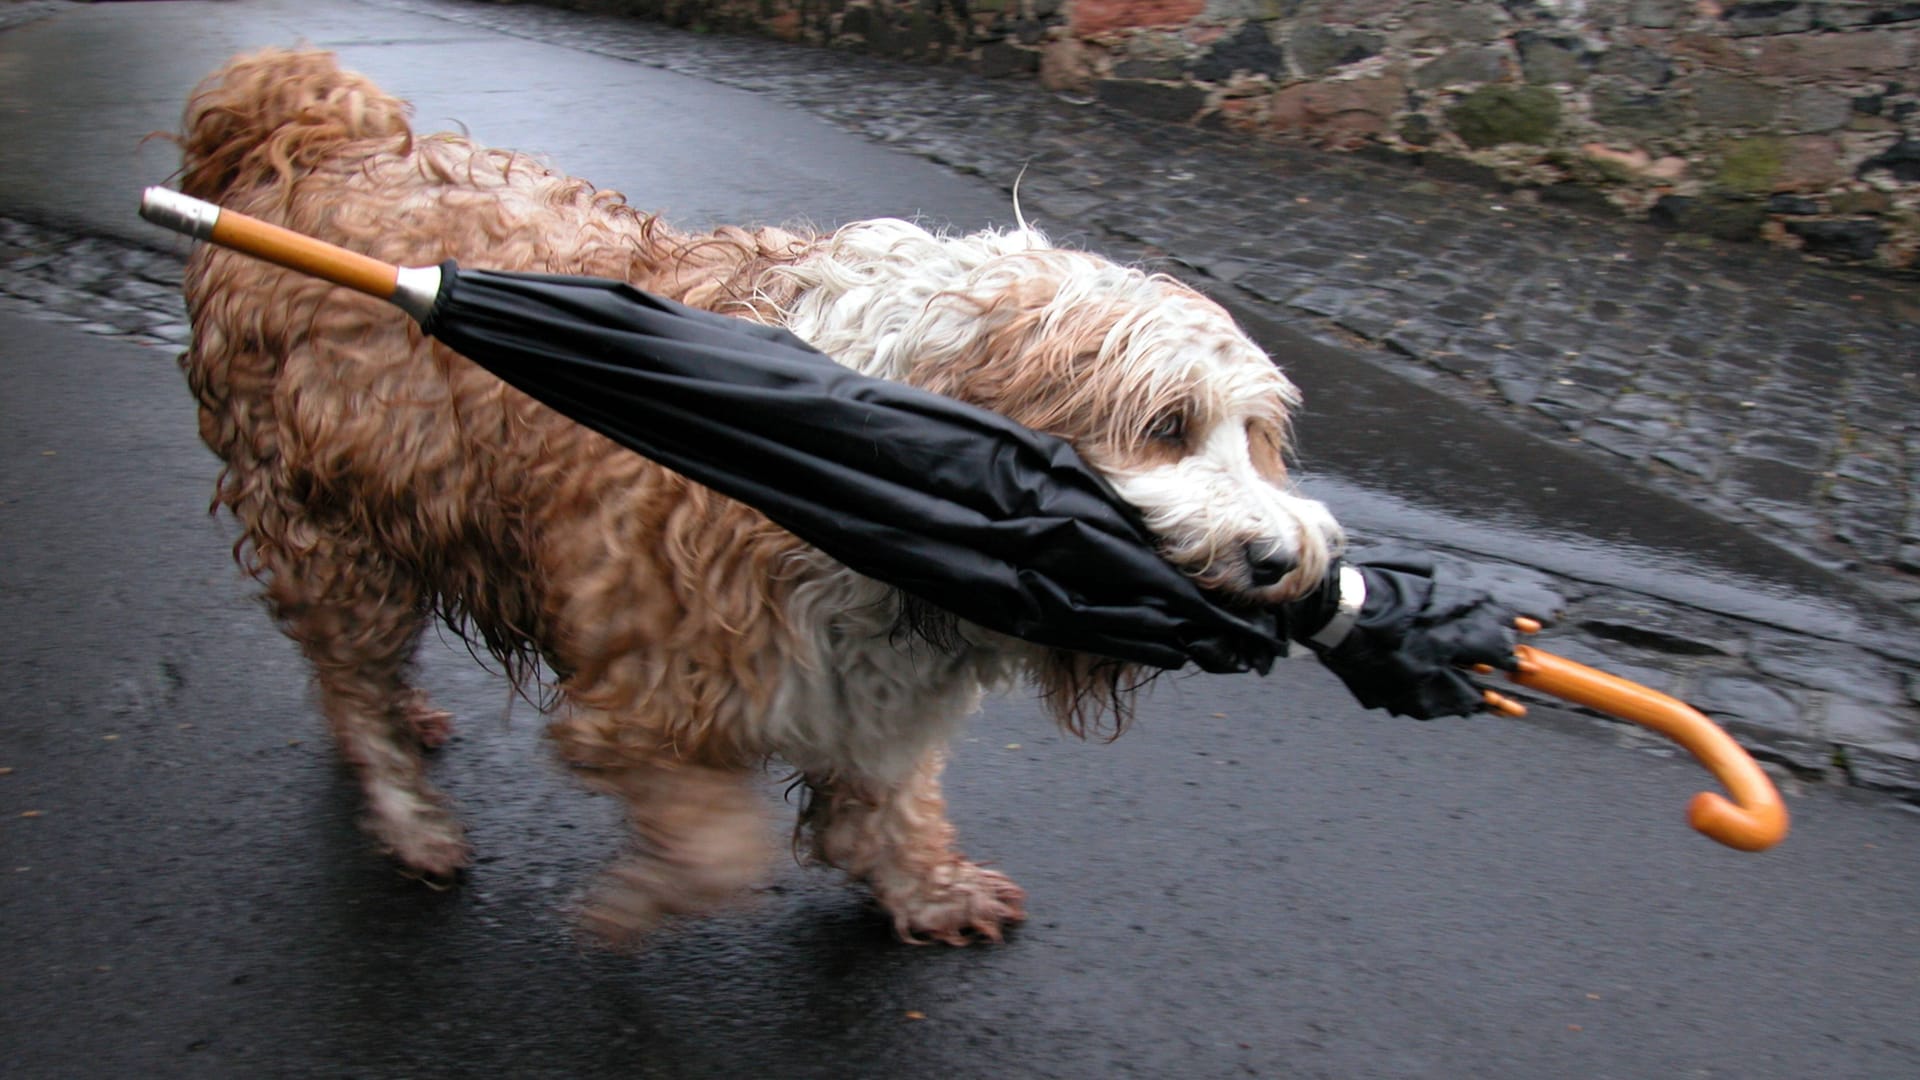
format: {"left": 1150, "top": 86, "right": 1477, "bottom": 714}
{"left": 139, "top": 187, "right": 220, "bottom": 242}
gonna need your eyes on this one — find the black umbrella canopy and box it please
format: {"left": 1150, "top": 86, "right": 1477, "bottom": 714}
{"left": 424, "top": 265, "right": 1292, "bottom": 673}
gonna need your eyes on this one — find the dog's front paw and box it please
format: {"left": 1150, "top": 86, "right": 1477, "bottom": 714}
{"left": 887, "top": 862, "right": 1027, "bottom": 946}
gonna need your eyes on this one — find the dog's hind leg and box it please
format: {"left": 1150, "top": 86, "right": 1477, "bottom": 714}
{"left": 559, "top": 746, "right": 772, "bottom": 947}
{"left": 261, "top": 530, "right": 469, "bottom": 879}
{"left": 800, "top": 750, "right": 1027, "bottom": 945}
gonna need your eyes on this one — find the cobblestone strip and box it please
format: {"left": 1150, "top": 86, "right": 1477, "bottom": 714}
{"left": 0, "top": 216, "right": 192, "bottom": 349}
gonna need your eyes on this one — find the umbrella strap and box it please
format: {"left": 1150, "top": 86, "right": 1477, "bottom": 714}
{"left": 1306, "top": 563, "right": 1367, "bottom": 648}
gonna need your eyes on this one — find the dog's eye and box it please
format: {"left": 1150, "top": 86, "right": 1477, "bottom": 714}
{"left": 1147, "top": 411, "right": 1187, "bottom": 445}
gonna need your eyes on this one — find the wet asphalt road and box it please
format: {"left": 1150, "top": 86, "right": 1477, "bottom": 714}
{"left": 2, "top": 1, "right": 1919, "bottom": 1077}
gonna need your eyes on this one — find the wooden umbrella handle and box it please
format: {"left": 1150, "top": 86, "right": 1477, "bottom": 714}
{"left": 141, "top": 187, "right": 398, "bottom": 297}
{"left": 1505, "top": 643, "right": 1789, "bottom": 852}
{"left": 139, "top": 188, "right": 441, "bottom": 322}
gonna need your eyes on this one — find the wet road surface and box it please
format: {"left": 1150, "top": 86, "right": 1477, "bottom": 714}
{"left": 1, "top": 2, "right": 1918, "bottom": 1077}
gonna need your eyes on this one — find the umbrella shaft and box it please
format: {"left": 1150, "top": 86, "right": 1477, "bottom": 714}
{"left": 212, "top": 210, "right": 397, "bottom": 300}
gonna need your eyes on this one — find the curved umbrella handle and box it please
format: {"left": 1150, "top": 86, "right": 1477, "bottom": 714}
{"left": 1501, "top": 644, "right": 1789, "bottom": 852}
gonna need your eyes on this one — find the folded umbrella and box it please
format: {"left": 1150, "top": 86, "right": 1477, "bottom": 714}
{"left": 139, "top": 187, "right": 1288, "bottom": 673}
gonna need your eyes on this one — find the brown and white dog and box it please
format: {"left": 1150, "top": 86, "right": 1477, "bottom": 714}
{"left": 172, "top": 48, "right": 1342, "bottom": 945}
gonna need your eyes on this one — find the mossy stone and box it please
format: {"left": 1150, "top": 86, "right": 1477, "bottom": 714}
{"left": 1583, "top": 153, "right": 1642, "bottom": 185}
{"left": 1715, "top": 136, "right": 1786, "bottom": 196}
{"left": 1444, "top": 86, "right": 1560, "bottom": 149}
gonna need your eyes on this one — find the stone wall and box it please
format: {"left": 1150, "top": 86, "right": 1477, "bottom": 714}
{"left": 550, "top": 0, "right": 1920, "bottom": 270}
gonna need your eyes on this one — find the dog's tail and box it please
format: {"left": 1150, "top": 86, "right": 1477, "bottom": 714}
{"left": 173, "top": 47, "right": 413, "bottom": 205}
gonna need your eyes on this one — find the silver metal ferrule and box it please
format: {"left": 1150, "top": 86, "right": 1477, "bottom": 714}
{"left": 139, "top": 186, "right": 220, "bottom": 242}
{"left": 390, "top": 263, "right": 444, "bottom": 326}
{"left": 1309, "top": 563, "right": 1368, "bottom": 649}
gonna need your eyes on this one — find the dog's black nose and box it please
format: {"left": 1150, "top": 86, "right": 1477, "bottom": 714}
{"left": 1245, "top": 544, "right": 1295, "bottom": 588}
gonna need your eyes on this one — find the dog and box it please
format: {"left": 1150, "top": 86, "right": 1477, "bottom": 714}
{"left": 171, "top": 48, "right": 1343, "bottom": 945}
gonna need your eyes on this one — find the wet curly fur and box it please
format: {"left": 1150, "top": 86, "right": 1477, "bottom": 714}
{"left": 171, "top": 48, "right": 1341, "bottom": 946}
